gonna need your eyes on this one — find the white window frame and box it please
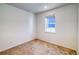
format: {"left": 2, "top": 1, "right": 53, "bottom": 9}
{"left": 45, "top": 15, "right": 56, "bottom": 33}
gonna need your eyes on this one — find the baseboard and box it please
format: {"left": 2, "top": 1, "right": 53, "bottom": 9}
{"left": 35, "top": 38, "right": 77, "bottom": 54}
{"left": 0, "top": 38, "right": 34, "bottom": 53}
{"left": 0, "top": 38, "right": 77, "bottom": 55}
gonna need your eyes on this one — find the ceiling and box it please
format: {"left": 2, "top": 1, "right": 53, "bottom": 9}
{"left": 7, "top": 3, "right": 70, "bottom": 14}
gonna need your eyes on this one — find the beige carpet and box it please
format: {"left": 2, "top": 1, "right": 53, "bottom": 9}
{"left": 0, "top": 39, "right": 77, "bottom": 55}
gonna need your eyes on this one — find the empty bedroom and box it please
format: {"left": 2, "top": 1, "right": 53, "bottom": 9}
{"left": 0, "top": 3, "right": 79, "bottom": 55}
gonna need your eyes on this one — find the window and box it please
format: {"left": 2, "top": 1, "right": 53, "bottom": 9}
{"left": 45, "top": 15, "right": 56, "bottom": 33}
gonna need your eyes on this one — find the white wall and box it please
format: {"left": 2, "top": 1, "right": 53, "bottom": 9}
{"left": 78, "top": 4, "right": 79, "bottom": 54}
{"left": 36, "top": 4, "right": 77, "bottom": 50}
{"left": 0, "top": 4, "right": 35, "bottom": 52}
{"left": 0, "top": 3, "right": 77, "bottom": 52}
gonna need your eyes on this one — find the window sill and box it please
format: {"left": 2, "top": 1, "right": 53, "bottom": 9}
{"left": 45, "top": 31, "right": 56, "bottom": 34}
